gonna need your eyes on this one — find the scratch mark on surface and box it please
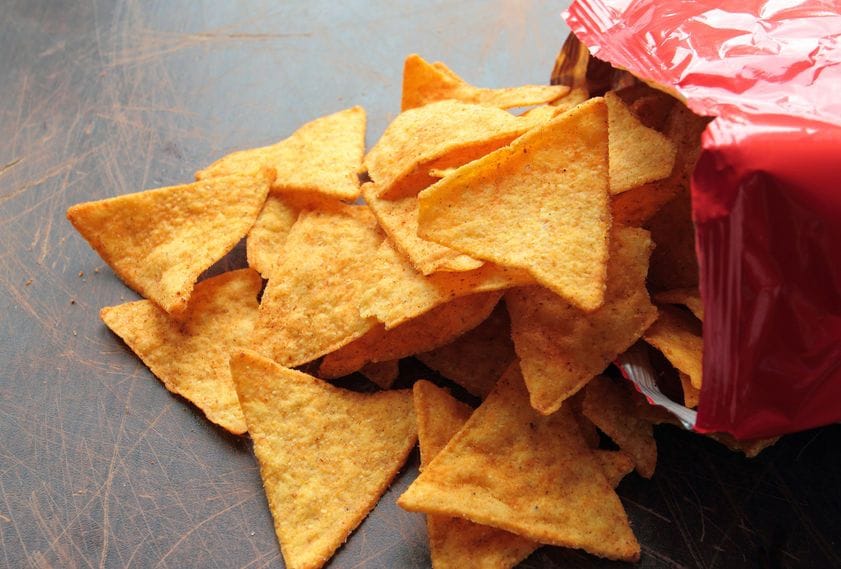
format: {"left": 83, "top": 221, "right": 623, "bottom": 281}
{"left": 641, "top": 545, "right": 693, "bottom": 569}
{"left": 769, "top": 465, "right": 841, "bottom": 566}
{"left": 658, "top": 477, "right": 708, "bottom": 569}
{"left": 106, "top": 28, "right": 312, "bottom": 68}
{"left": 0, "top": 512, "right": 10, "bottom": 522}
{"left": 621, "top": 496, "right": 672, "bottom": 523}
{"left": 153, "top": 492, "right": 257, "bottom": 568}
{"left": 0, "top": 157, "right": 23, "bottom": 178}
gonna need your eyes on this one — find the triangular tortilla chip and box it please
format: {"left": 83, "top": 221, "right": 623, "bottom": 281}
{"left": 67, "top": 171, "right": 272, "bottom": 314}
{"left": 319, "top": 292, "right": 501, "bottom": 379}
{"left": 418, "top": 98, "right": 611, "bottom": 311}
{"left": 506, "top": 227, "right": 658, "bottom": 415}
{"left": 583, "top": 376, "right": 658, "bottom": 479}
{"left": 196, "top": 106, "right": 365, "bottom": 200}
{"left": 398, "top": 365, "right": 640, "bottom": 561}
{"left": 251, "top": 206, "right": 382, "bottom": 367}
{"left": 612, "top": 101, "right": 709, "bottom": 226}
{"left": 362, "top": 183, "right": 483, "bottom": 274}
{"left": 413, "top": 380, "right": 539, "bottom": 569}
{"left": 230, "top": 351, "right": 417, "bottom": 569}
{"left": 100, "top": 269, "right": 260, "bottom": 434}
{"left": 416, "top": 301, "right": 514, "bottom": 398}
{"left": 605, "top": 91, "right": 676, "bottom": 195}
{"left": 365, "top": 100, "right": 558, "bottom": 200}
{"left": 401, "top": 53, "right": 569, "bottom": 111}
{"left": 643, "top": 305, "right": 703, "bottom": 389}
{"left": 358, "top": 238, "right": 532, "bottom": 329}
{"left": 654, "top": 288, "right": 704, "bottom": 321}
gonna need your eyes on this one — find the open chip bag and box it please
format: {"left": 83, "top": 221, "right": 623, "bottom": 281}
{"left": 562, "top": 0, "right": 841, "bottom": 439}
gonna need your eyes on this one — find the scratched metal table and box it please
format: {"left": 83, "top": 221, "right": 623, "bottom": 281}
{"left": 1, "top": 1, "right": 840, "bottom": 568}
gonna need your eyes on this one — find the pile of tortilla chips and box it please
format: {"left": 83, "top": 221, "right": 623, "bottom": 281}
{"left": 68, "top": 52, "right": 776, "bottom": 569}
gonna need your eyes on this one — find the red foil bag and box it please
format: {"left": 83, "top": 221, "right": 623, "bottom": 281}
{"left": 565, "top": 0, "right": 841, "bottom": 439}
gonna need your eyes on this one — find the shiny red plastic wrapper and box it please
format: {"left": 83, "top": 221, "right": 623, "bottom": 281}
{"left": 565, "top": 0, "right": 841, "bottom": 439}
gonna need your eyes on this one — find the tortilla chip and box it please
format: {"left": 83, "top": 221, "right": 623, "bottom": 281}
{"left": 67, "top": 171, "right": 272, "bottom": 315}
{"left": 707, "top": 432, "right": 779, "bottom": 458}
{"left": 319, "top": 292, "right": 502, "bottom": 379}
{"left": 416, "top": 302, "right": 514, "bottom": 398}
{"left": 358, "top": 238, "right": 532, "bottom": 329}
{"left": 678, "top": 371, "right": 701, "bottom": 409}
{"left": 401, "top": 53, "right": 569, "bottom": 111}
{"left": 358, "top": 360, "right": 400, "bottom": 390}
{"left": 583, "top": 376, "right": 658, "bottom": 479}
{"left": 596, "top": 450, "right": 636, "bottom": 487}
{"left": 654, "top": 288, "right": 704, "bottom": 321}
{"left": 251, "top": 206, "right": 382, "bottom": 367}
{"left": 612, "top": 101, "right": 709, "bottom": 226}
{"left": 506, "top": 227, "right": 658, "bottom": 415}
{"left": 647, "top": 189, "right": 699, "bottom": 291}
{"left": 196, "top": 106, "right": 365, "bottom": 200}
{"left": 418, "top": 98, "right": 611, "bottom": 311}
{"left": 413, "top": 380, "right": 539, "bottom": 569}
{"left": 398, "top": 365, "right": 640, "bottom": 562}
{"left": 605, "top": 91, "right": 676, "bottom": 195}
{"left": 362, "top": 183, "right": 484, "bottom": 275}
{"left": 230, "top": 351, "right": 416, "bottom": 569}
{"left": 246, "top": 194, "right": 300, "bottom": 279}
{"left": 365, "top": 100, "right": 555, "bottom": 201}
{"left": 100, "top": 269, "right": 260, "bottom": 434}
{"left": 643, "top": 305, "right": 703, "bottom": 389}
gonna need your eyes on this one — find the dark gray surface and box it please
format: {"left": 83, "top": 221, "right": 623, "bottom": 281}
{"left": 1, "top": 1, "right": 840, "bottom": 568}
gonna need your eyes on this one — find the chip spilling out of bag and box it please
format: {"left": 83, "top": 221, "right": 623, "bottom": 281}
{"left": 66, "top": 48, "right": 778, "bottom": 569}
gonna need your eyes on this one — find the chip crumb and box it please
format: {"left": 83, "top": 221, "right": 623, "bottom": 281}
{"left": 70, "top": 299, "right": 76, "bottom": 305}
{"left": 78, "top": 271, "right": 85, "bottom": 278}
{"left": 24, "top": 279, "right": 32, "bottom": 286}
